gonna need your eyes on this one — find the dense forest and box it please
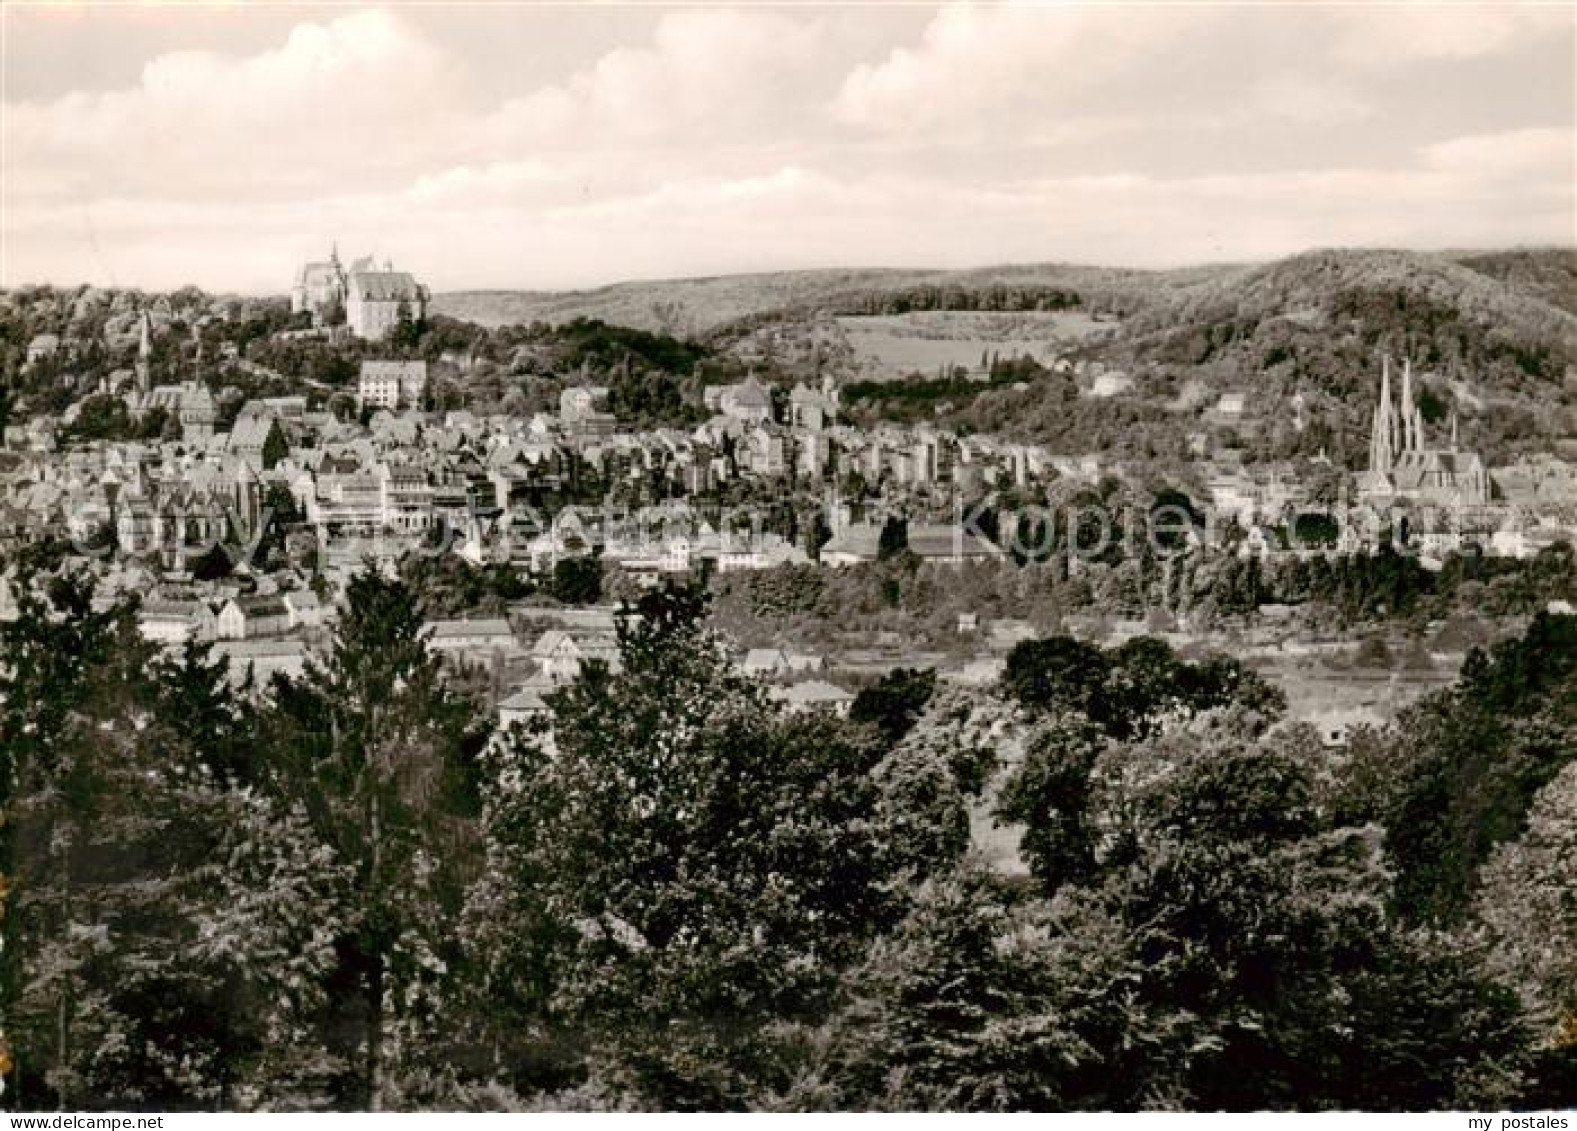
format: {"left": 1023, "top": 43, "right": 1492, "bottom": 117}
{"left": 0, "top": 543, "right": 1573, "bottom": 1111}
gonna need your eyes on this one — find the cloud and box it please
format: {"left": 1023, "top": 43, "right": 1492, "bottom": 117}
{"left": 1249, "top": 74, "right": 1371, "bottom": 128}
{"left": 829, "top": 3, "right": 1385, "bottom": 138}
{"left": 1331, "top": 6, "right": 1568, "bottom": 66}
{"left": 481, "top": 9, "right": 826, "bottom": 153}
{"left": 832, "top": 3, "right": 1189, "bottom": 136}
{"left": 2, "top": 5, "right": 1571, "bottom": 291}
{"left": 1422, "top": 127, "right": 1575, "bottom": 182}
{"left": 5, "top": 10, "right": 465, "bottom": 201}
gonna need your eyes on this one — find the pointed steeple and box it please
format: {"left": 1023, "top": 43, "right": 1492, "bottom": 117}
{"left": 1371, "top": 354, "right": 1396, "bottom": 475}
{"left": 1450, "top": 411, "right": 1459, "bottom": 449}
{"left": 1399, "top": 358, "right": 1416, "bottom": 453}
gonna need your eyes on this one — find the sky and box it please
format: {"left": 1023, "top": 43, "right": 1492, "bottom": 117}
{"left": 2, "top": 1, "right": 1573, "bottom": 294}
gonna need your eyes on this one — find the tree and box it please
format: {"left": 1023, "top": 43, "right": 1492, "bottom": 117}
{"left": 849, "top": 667, "right": 937, "bottom": 748}
{"left": 477, "top": 584, "right": 895, "bottom": 1107}
{"left": 0, "top": 568, "right": 338, "bottom": 1109}
{"left": 819, "top": 868, "right": 1111, "bottom": 1110}
{"left": 1340, "top": 614, "right": 1576, "bottom": 925}
{"left": 190, "top": 541, "right": 234, "bottom": 581}
{"left": 1000, "top": 636, "right": 1108, "bottom": 718}
{"left": 1474, "top": 762, "right": 1577, "bottom": 1056}
{"left": 261, "top": 420, "right": 288, "bottom": 470}
{"left": 995, "top": 717, "right": 1106, "bottom": 892}
{"left": 1076, "top": 724, "right": 1531, "bottom": 1109}
{"left": 877, "top": 516, "right": 908, "bottom": 562}
{"left": 548, "top": 556, "right": 603, "bottom": 605}
{"left": 263, "top": 567, "right": 488, "bottom": 1109}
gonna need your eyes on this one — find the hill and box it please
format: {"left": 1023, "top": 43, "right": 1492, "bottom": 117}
{"left": 931, "top": 248, "right": 1577, "bottom": 467}
{"left": 433, "top": 248, "right": 1576, "bottom": 467}
{"left": 432, "top": 262, "right": 1208, "bottom": 336}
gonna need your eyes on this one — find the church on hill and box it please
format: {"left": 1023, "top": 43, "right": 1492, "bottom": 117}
{"left": 124, "top": 308, "right": 217, "bottom": 444}
{"left": 1359, "top": 356, "right": 1488, "bottom": 508}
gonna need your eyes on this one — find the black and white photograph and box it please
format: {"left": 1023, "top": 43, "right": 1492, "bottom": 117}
{"left": 0, "top": 0, "right": 1574, "bottom": 1117}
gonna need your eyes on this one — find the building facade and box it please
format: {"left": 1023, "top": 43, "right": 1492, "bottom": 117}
{"left": 358, "top": 360, "right": 429, "bottom": 411}
{"left": 345, "top": 258, "right": 429, "bottom": 341}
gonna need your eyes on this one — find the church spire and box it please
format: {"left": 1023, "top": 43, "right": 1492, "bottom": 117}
{"left": 1399, "top": 357, "right": 1416, "bottom": 453}
{"left": 1371, "top": 354, "right": 1396, "bottom": 475}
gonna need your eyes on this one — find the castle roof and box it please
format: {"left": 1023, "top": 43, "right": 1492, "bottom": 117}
{"left": 348, "top": 271, "right": 424, "bottom": 303}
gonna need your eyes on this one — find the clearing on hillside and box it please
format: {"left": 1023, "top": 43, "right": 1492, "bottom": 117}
{"left": 835, "top": 310, "right": 1117, "bottom": 381}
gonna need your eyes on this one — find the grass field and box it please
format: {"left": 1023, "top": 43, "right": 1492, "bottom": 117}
{"left": 835, "top": 310, "right": 1116, "bottom": 380}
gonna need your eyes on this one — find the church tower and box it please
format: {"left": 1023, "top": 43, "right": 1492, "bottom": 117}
{"left": 1369, "top": 355, "right": 1398, "bottom": 477}
{"left": 1398, "top": 358, "right": 1426, "bottom": 455}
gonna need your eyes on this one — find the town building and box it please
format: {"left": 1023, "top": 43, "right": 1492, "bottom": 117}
{"left": 26, "top": 333, "right": 61, "bottom": 366}
{"left": 358, "top": 360, "right": 429, "bottom": 412}
{"left": 423, "top": 618, "right": 519, "bottom": 661}
{"left": 217, "top": 595, "right": 291, "bottom": 640}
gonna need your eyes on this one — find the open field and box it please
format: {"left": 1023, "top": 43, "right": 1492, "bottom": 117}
{"left": 836, "top": 310, "right": 1116, "bottom": 380}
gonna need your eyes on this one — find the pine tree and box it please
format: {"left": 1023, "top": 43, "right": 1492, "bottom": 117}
{"left": 262, "top": 567, "right": 487, "bottom": 1110}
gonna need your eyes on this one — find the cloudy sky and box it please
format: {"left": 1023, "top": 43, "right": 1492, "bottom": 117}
{"left": 2, "top": 2, "right": 1572, "bottom": 293}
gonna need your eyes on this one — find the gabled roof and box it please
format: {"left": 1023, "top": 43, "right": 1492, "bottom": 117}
{"left": 821, "top": 524, "right": 882, "bottom": 560}
{"left": 360, "top": 359, "right": 427, "bottom": 380}
{"left": 229, "top": 413, "right": 278, "bottom": 452}
{"left": 499, "top": 687, "right": 550, "bottom": 713}
{"left": 232, "top": 595, "right": 288, "bottom": 619}
{"left": 907, "top": 523, "right": 1004, "bottom": 561}
{"left": 730, "top": 376, "right": 771, "bottom": 408}
{"left": 426, "top": 617, "right": 514, "bottom": 640}
{"left": 348, "top": 271, "right": 423, "bottom": 302}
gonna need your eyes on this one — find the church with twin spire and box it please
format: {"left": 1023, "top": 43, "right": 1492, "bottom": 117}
{"left": 1359, "top": 356, "right": 1488, "bottom": 507}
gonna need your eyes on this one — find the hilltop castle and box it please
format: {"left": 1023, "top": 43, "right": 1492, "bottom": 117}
{"left": 1360, "top": 356, "right": 1487, "bottom": 507}
{"left": 291, "top": 244, "right": 429, "bottom": 342}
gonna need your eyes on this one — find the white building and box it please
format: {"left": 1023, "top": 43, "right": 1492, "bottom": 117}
{"left": 139, "top": 600, "right": 217, "bottom": 646}
{"left": 213, "top": 639, "right": 310, "bottom": 690}
{"left": 217, "top": 595, "right": 291, "bottom": 640}
{"left": 423, "top": 618, "right": 518, "bottom": 661}
{"left": 358, "top": 360, "right": 428, "bottom": 412}
{"left": 26, "top": 333, "right": 61, "bottom": 366}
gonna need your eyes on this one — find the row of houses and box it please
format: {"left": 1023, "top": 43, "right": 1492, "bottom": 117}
{"left": 139, "top": 589, "right": 330, "bottom": 644}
